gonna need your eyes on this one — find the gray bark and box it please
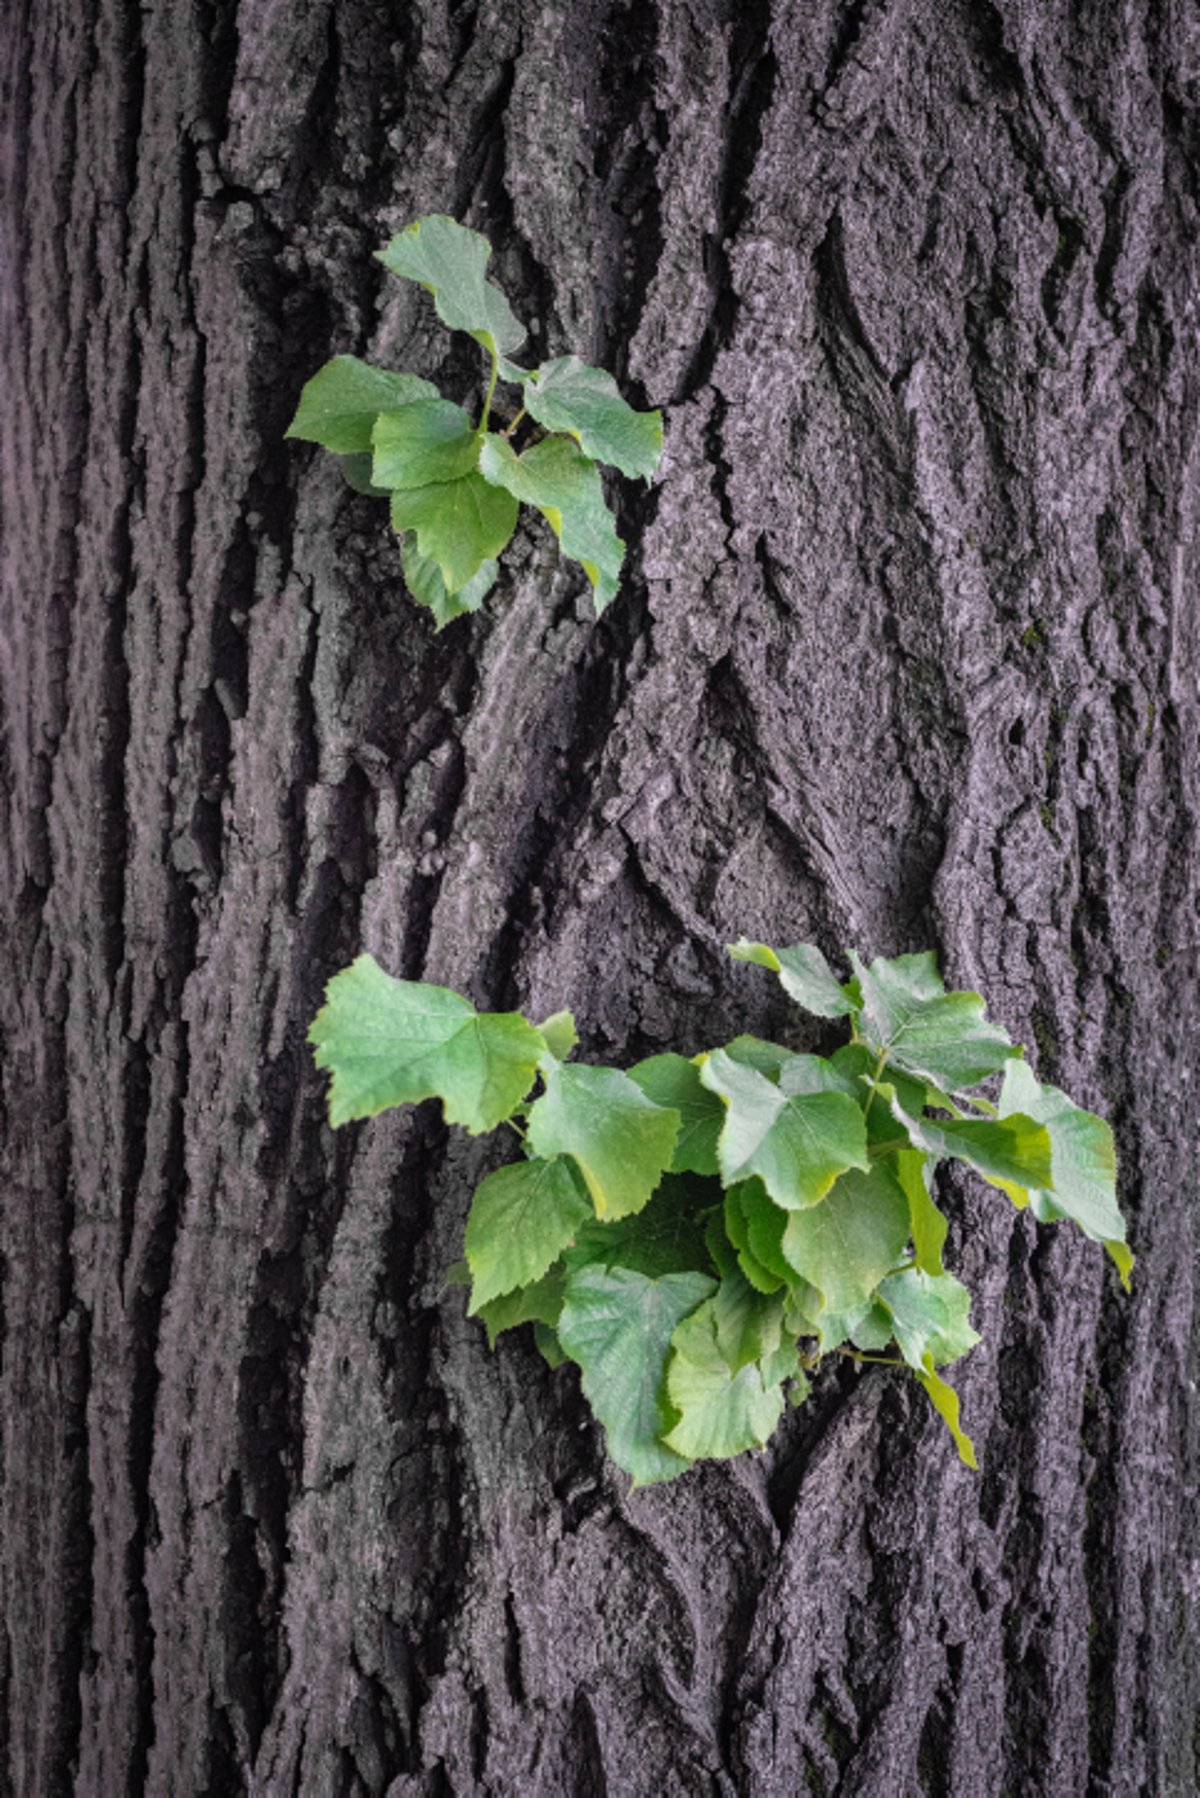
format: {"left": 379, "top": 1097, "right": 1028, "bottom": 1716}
{"left": 2, "top": 0, "right": 1197, "bottom": 1792}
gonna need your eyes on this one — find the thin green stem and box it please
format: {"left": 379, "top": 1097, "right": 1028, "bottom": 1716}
{"left": 503, "top": 406, "right": 526, "bottom": 439}
{"left": 838, "top": 1348, "right": 905, "bottom": 1368}
{"left": 480, "top": 346, "right": 500, "bottom": 433}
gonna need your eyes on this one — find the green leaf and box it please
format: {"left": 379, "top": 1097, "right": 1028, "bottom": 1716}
{"left": 478, "top": 433, "right": 625, "bottom": 612}
{"left": 780, "top": 1162, "right": 911, "bottom": 1316}
{"left": 338, "top": 452, "right": 392, "bottom": 497}
{"left": 561, "top": 1174, "right": 714, "bottom": 1278}
{"left": 722, "top": 1187, "right": 787, "bottom": 1293}
{"left": 526, "top": 1060, "right": 681, "bottom": 1220}
{"left": 627, "top": 1053, "right": 723, "bottom": 1176}
{"left": 557, "top": 1265, "right": 715, "bottom": 1484}
{"left": 391, "top": 474, "right": 518, "bottom": 595}
{"left": 372, "top": 399, "right": 482, "bottom": 489}
{"left": 537, "top": 1010, "right": 578, "bottom": 1062}
{"left": 532, "top": 1319, "right": 567, "bottom": 1368}
{"left": 710, "top": 1270, "right": 786, "bottom": 1370}
{"left": 894, "top": 1147, "right": 947, "bottom": 1276}
{"left": 520, "top": 355, "right": 662, "bottom": 478}
{"left": 877, "top": 1267, "right": 980, "bottom": 1368}
{"left": 376, "top": 214, "right": 526, "bottom": 360}
{"left": 914, "top": 1358, "right": 977, "bottom": 1468}
{"left": 890, "top": 1093, "right": 1055, "bottom": 1191}
{"left": 998, "top": 1061, "right": 1131, "bottom": 1285}
{"left": 465, "top": 1156, "right": 592, "bottom": 1310}
{"left": 701, "top": 1049, "right": 870, "bottom": 1209}
{"left": 475, "top": 1267, "right": 565, "bottom": 1347}
{"left": 309, "top": 954, "right": 544, "bottom": 1132}
{"left": 730, "top": 1179, "right": 796, "bottom": 1287}
{"left": 400, "top": 535, "right": 498, "bottom": 628}
{"left": 286, "top": 356, "right": 439, "bottom": 453}
{"left": 663, "top": 1301, "right": 795, "bottom": 1460}
{"left": 719, "top": 1035, "right": 796, "bottom": 1081}
{"left": 729, "top": 939, "right": 854, "bottom": 1018}
{"left": 850, "top": 950, "right": 1016, "bottom": 1089}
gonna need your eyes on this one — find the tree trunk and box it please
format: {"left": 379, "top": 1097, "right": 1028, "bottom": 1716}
{"left": 2, "top": 1, "right": 1197, "bottom": 1792}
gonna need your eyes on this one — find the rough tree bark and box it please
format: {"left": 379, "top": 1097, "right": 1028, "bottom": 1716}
{"left": 2, "top": 1, "right": 1197, "bottom": 1793}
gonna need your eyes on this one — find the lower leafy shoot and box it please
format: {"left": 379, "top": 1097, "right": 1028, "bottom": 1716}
{"left": 310, "top": 941, "right": 1132, "bottom": 1486}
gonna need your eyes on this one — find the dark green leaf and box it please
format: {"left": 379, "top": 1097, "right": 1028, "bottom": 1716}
{"left": 891, "top": 1092, "right": 1054, "bottom": 1190}
{"left": 475, "top": 1267, "right": 565, "bottom": 1348}
{"left": 372, "top": 399, "right": 481, "bottom": 489}
{"left": 391, "top": 474, "right": 517, "bottom": 594}
{"left": 561, "top": 1174, "right": 715, "bottom": 1278}
{"left": 286, "top": 355, "right": 439, "bottom": 452}
{"left": 627, "top": 1053, "right": 723, "bottom": 1176}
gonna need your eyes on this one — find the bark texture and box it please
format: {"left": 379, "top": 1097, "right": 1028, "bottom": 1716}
{"left": 2, "top": 1, "right": 1198, "bottom": 1792}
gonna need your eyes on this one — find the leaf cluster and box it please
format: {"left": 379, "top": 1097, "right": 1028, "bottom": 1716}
{"left": 286, "top": 215, "right": 662, "bottom": 626}
{"left": 309, "top": 943, "right": 1131, "bottom": 1486}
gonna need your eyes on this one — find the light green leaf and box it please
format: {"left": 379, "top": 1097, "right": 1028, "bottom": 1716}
{"left": 465, "top": 1156, "right": 592, "bottom": 1310}
{"left": 400, "top": 535, "right": 497, "bottom": 627}
{"left": 372, "top": 399, "right": 481, "bottom": 489}
{"left": 521, "top": 355, "right": 662, "bottom": 478}
{"left": 478, "top": 432, "right": 625, "bottom": 612}
{"left": 376, "top": 214, "right": 526, "bottom": 360}
{"left": 998, "top": 1061, "right": 1131, "bottom": 1285}
{"left": 850, "top": 950, "right": 1016, "bottom": 1089}
{"left": 700, "top": 1049, "right": 870, "bottom": 1210}
{"left": 894, "top": 1147, "right": 947, "bottom": 1275}
{"left": 877, "top": 1267, "right": 980, "bottom": 1369}
{"left": 780, "top": 1162, "right": 911, "bottom": 1315}
{"left": 391, "top": 473, "right": 517, "bottom": 595}
{"left": 914, "top": 1358, "right": 978, "bottom": 1468}
{"left": 309, "top": 954, "right": 544, "bottom": 1132}
{"left": 557, "top": 1265, "right": 715, "bottom": 1484}
{"left": 526, "top": 1060, "right": 680, "bottom": 1220}
{"left": 663, "top": 1301, "right": 795, "bottom": 1460}
{"left": 719, "top": 1035, "right": 796, "bottom": 1081}
{"left": 537, "top": 1010, "right": 578, "bottom": 1062}
{"left": 729, "top": 939, "right": 854, "bottom": 1018}
{"left": 286, "top": 356, "right": 439, "bottom": 452}
{"left": 561, "top": 1174, "right": 714, "bottom": 1278}
{"left": 475, "top": 1267, "right": 565, "bottom": 1347}
{"left": 627, "top": 1054, "right": 723, "bottom": 1176}
{"left": 890, "top": 1093, "right": 1054, "bottom": 1190}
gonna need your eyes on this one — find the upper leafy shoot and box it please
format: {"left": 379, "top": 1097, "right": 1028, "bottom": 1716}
{"left": 376, "top": 214, "right": 527, "bottom": 361}
{"left": 309, "top": 940, "right": 1130, "bottom": 1485}
{"left": 288, "top": 216, "right": 663, "bottom": 626}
